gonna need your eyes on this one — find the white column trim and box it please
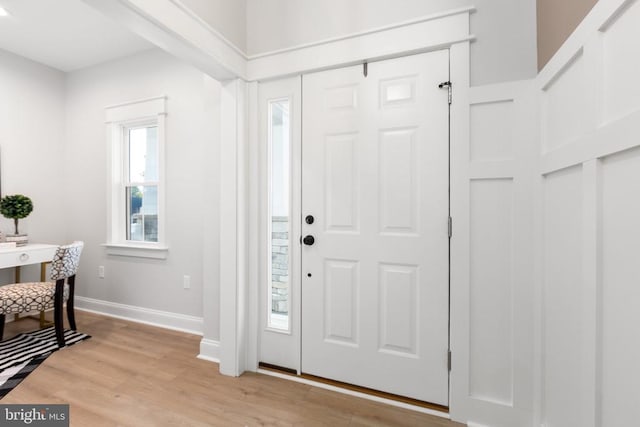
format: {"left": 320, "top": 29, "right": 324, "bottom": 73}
{"left": 246, "top": 81, "right": 260, "bottom": 372}
{"left": 449, "top": 40, "right": 471, "bottom": 424}
{"left": 218, "top": 79, "right": 249, "bottom": 376}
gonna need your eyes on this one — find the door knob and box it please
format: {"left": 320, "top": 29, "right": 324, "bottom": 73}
{"left": 305, "top": 215, "right": 314, "bottom": 224}
{"left": 303, "top": 235, "right": 315, "bottom": 246}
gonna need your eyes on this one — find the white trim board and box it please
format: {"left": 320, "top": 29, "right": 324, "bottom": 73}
{"left": 246, "top": 12, "right": 474, "bottom": 81}
{"left": 247, "top": 6, "right": 476, "bottom": 60}
{"left": 198, "top": 338, "right": 221, "bottom": 363}
{"left": 75, "top": 296, "right": 203, "bottom": 336}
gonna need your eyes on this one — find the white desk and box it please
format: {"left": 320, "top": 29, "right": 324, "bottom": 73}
{"left": 0, "top": 243, "right": 59, "bottom": 327}
{"left": 0, "top": 243, "right": 58, "bottom": 281}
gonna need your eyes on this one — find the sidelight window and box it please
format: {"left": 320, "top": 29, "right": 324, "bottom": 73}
{"left": 268, "top": 99, "right": 291, "bottom": 331}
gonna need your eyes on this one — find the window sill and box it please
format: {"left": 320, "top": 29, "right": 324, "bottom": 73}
{"left": 102, "top": 243, "right": 169, "bottom": 260}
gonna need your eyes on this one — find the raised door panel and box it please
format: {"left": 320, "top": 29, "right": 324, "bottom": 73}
{"left": 323, "top": 259, "right": 360, "bottom": 346}
{"left": 379, "top": 128, "right": 418, "bottom": 235}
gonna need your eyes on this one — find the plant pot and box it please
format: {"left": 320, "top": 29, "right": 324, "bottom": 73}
{"left": 5, "top": 234, "right": 28, "bottom": 247}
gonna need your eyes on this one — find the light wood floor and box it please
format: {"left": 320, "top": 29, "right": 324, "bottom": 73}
{"left": 2, "top": 311, "right": 465, "bottom": 427}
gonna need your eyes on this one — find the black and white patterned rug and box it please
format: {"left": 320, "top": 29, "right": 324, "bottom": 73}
{"left": 0, "top": 327, "right": 90, "bottom": 398}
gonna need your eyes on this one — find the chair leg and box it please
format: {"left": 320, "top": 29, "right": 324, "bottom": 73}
{"left": 54, "top": 279, "right": 65, "bottom": 347}
{"left": 66, "top": 275, "right": 77, "bottom": 331}
{"left": 0, "top": 314, "right": 5, "bottom": 340}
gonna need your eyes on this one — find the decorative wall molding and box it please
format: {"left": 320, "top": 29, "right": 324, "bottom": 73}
{"left": 104, "top": 95, "right": 166, "bottom": 123}
{"left": 246, "top": 10, "right": 475, "bottom": 81}
{"left": 167, "top": 0, "right": 248, "bottom": 60}
{"left": 247, "top": 7, "right": 475, "bottom": 60}
{"left": 451, "top": 79, "right": 536, "bottom": 427}
{"left": 534, "top": 1, "right": 640, "bottom": 426}
{"left": 75, "top": 296, "right": 203, "bottom": 336}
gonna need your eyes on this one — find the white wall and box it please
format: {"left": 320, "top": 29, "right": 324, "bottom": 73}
{"left": 0, "top": 49, "right": 68, "bottom": 282}
{"left": 178, "top": 0, "right": 247, "bottom": 52}
{"left": 65, "top": 49, "right": 221, "bottom": 334}
{"left": 245, "top": 0, "right": 537, "bottom": 86}
{"left": 535, "top": 0, "right": 640, "bottom": 426}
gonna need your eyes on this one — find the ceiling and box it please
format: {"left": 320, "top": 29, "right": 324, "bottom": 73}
{"left": 0, "top": 0, "right": 154, "bottom": 72}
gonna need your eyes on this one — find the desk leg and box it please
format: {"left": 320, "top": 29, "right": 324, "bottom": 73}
{"left": 14, "top": 266, "right": 21, "bottom": 322}
{"left": 40, "top": 263, "right": 47, "bottom": 281}
{"left": 39, "top": 262, "right": 50, "bottom": 328}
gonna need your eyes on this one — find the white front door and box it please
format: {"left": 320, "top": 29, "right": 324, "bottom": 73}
{"left": 301, "top": 50, "right": 450, "bottom": 404}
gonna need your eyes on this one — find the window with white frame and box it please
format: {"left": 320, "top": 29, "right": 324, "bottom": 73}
{"left": 104, "top": 96, "right": 167, "bottom": 259}
{"left": 125, "top": 123, "right": 159, "bottom": 242}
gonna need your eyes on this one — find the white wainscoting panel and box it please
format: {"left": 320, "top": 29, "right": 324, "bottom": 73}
{"left": 601, "top": 0, "right": 640, "bottom": 124}
{"left": 535, "top": 1, "right": 640, "bottom": 426}
{"left": 542, "top": 166, "right": 587, "bottom": 427}
{"left": 469, "top": 178, "right": 514, "bottom": 405}
{"left": 542, "top": 51, "right": 589, "bottom": 152}
{"left": 470, "top": 100, "right": 514, "bottom": 162}
{"left": 601, "top": 147, "right": 640, "bottom": 427}
{"left": 458, "top": 81, "right": 535, "bottom": 427}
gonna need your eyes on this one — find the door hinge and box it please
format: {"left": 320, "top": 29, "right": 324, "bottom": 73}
{"left": 438, "top": 81, "right": 452, "bottom": 104}
{"left": 448, "top": 216, "right": 453, "bottom": 239}
{"left": 363, "top": 61, "right": 368, "bottom": 77}
{"left": 447, "top": 350, "right": 452, "bottom": 371}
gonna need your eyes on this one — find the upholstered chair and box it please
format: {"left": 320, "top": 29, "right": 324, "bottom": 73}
{"left": 0, "top": 241, "right": 84, "bottom": 347}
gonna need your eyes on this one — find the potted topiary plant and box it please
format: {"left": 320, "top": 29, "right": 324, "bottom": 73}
{"left": 0, "top": 194, "right": 33, "bottom": 246}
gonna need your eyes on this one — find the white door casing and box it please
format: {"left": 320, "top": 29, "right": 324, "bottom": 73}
{"left": 301, "top": 51, "right": 451, "bottom": 404}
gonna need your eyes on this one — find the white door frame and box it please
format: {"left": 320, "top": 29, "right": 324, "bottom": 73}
{"left": 82, "top": 1, "right": 474, "bottom": 422}
{"left": 245, "top": 7, "right": 473, "bottom": 418}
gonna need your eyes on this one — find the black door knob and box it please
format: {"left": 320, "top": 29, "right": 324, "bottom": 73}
{"left": 303, "top": 235, "right": 315, "bottom": 246}
{"left": 305, "top": 215, "right": 315, "bottom": 225}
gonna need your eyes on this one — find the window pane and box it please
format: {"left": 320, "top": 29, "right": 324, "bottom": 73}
{"left": 269, "top": 100, "right": 290, "bottom": 331}
{"left": 126, "top": 185, "right": 158, "bottom": 242}
{"left": 129, "top": 126, "right": 158, "bottom": 182}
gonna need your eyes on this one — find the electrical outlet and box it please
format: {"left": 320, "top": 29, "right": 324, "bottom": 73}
{"left": 183, "top": 275, "right": 190, "bottom": 289}
{"left": 98, "top": 265, "right": 105, "bottom": 279}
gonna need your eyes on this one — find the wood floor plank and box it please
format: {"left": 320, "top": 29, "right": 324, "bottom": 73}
{"left": 1, "top": 312, "right": 465, "bottom": 427}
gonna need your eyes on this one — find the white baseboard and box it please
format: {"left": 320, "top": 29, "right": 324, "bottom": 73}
{"left": 75, "top": 296, "right": 203, "bottom": 336}
{"left": 197, "top": 338, "right": 220, "bottom": 363}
